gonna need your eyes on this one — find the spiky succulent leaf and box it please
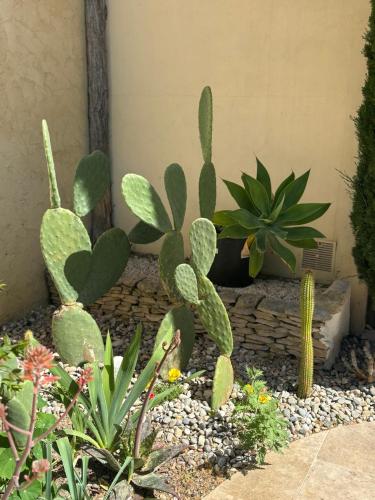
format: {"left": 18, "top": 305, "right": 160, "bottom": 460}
{"left": 287, "top": 239, "right": 318, "bottom": 249}
{"left": 211, "top": 355, "right": 233, "bottom": 410}
{"left": 142, "top": 445, "right": 186, "bottom": 473}
{"left": 164, "top": 163, "right": 187, "bottom": 231}
{"left": 196, "top": 275, "right": 233, "bottom": 356}
{"left": 273, "top": 172, "right": 295, "bottom": 208}
{"left": 284, "top": 226, "right": 325, "bottom": 240}
{"left": 175, "top": 263, "right": 200, "bottom": 305}
{"left": 40, "top": 208, "right": 91, "bottom": 304}
{"left": 198, "top": 86, "right": 213, "bottom": 164}
{"left": 189, "top": 218, "right": 217, "bottom": 275}
{"left": 159, "top": 231, "right": 185, "bottom": 298}
{"left": 52, "top": 304, "right": 104, "bottom": 365}
{"left": 256, "top": 158, "right": 272, "bottom": 200}
{"left": 132, "top": 472, "right": 177, "bottom": 496}
{"left": 249, "top": 242, "right": 264, "bottom": 278}
{"left": 277, "top": 203, "right": 330, "bottom": 226}
{"left": 282, "top": 170, "right": 310, "bottom": 209}
{"left": 218, "top": 225, "right": 251, "bottom": 239}
{"left": 129, "top": 221, "right": 164, "bottom": 244}
{"left": 223, "top": 180, "right": 253, "bottom": 210}
{"left": 121, "top": 174, "right": 172, "bottom": 233}
{"left": 153, "top": 306, "right": 195, "bottom": 375}
{"left": 73, "top": 151, "right": 110, "bottom": 217}
{"left": 65, "top": 228, "right": 131, "bottom": 305}
{"left": 199, "top": 162, "right": 216, "bottom": 219}
{"left": 241, "top": 173, "right": 270, "bottom": 215}
{"left": 269, "top": 235, "right": 296, "bottom": 272}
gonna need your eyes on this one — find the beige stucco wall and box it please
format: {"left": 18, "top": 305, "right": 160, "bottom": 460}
{"left": 108, "top": 0, "right": 369, "bottom": 332}
{"left": 0, "top": 1, "right": 88, "bottom": 323}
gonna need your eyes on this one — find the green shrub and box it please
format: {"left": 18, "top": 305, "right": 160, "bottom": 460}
{"left": 350, "top": 2, "right": 375, "bottom": 306}
{"left": 233, "top": 367, "right": 289, "bottom": 464}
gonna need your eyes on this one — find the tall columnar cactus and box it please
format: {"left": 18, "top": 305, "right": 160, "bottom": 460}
{"left": 40, "top": 121, "right": 130, "bottom": 364}
{"left": 121, "top": 87, "right": 233, "bottom": 407}
{"left": 297, "top": 271, "right": 315, "bottom": 399}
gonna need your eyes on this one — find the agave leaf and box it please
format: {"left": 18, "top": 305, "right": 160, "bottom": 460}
{"left": 249, "top": 241, "right": 264, "bottom": 277}
{"left": 284, "top": 226, "right": 325, "bottom": 240}
{"left": 273, "top": 171, "right": 295, "bottom": 207}
{"left": 222, "top": 179, "right": 253, "bottom": 210}
{"left": 228, "top": 209, "right": 263, "bottom": 229}
{"left": 241, "top": 173, "right": 270, "bottom": 215}
{"left": 277, "top": 203, "right": 330, "bottom": 226}
{"left": 81, "top": 444, "right": 121, "bottom": 471}
{"left": 269, "top": 235, "right": 296, "bottom": 272}
{"left": 255, "top": 229, "right": 267, "bottom": 252}
{"left": 131, "top": 472, "right": 177, "bottom": 496}
{"left": 256, "top": 157, "right": 272, "bottom": 200}
{"left": 218, "top": 224, "right": 251, "bottom": 239}
{"left": 282, "top": 170, "right": 310, "bottom": 209}
{"left": 212, "top": 210, "right": 235, "bottom": 226}
{"left": 142, "top": 444, "right": 186, "bottom": 473}
{"left": 286, "top": 238, "right": 318, "bottom": 249}
{"left": 269, "top": 194, "right": 285, "bottom": 221}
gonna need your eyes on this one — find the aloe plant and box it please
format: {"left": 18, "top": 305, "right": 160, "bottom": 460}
{"left": 213, "top": 158, "right": 330, "bottom": 277}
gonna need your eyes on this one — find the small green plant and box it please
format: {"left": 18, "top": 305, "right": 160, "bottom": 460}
{"left": 297, "top": 271, "right": 315, "bottom": 398}
{"left": 213, "top": 158, "right": 330, "bottom": 277}
{"left": 342, "top": 340, "right": 375, "bottom": 383}
{"left": 56, "top": 437, "right": 90, "bottom": 500}
{"left": 233, "top": 367, "right": 289, "bottom": 465}
{"left": 0, "top": 344, "right": 92, "bottom": 500}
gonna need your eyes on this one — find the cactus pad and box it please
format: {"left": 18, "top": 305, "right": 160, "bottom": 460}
{"left": 42, "top": 120, "right": 61, "bottom": 209}
{"left": 65, "top": 228, "right": 131, "bottom": 305}
{"left": 40, "top": 208, "right": 91, "bottom": 304}
{"left": 199, "top": 162, "right": 216, "bottom": 220}
{"left": 122, "top": 174, "right": 172, "bottom": 233}
{"left": 159, "top": 231, "right": 185, "bottom": 298}
{"left": 153, "top": 306, "right": 195, "bottom": 376}
{"left": 211, "top": 355, "right": 233, "bottom": 410}
{"left": 52, "top": 304, "right": 104, "bottom": 365}
{"left": 189, "top": 218, "right": 217, "bottom": 276}
{"left": 129, "top": 221, "right": 164, "bottom": 244}
{"left": 198, "top": 86, "right": 213, "bottom": 164}
{"left": 196, "top": 275, "right": 233, "bottom": 356}
{"left": 175, "top": 263, "right": 200, "bottom": 305}
{"left": 164, "top": 163, "right": 187, "bottom": 231}
{"left": 73, "top": 150, "right": 110, "bottom": 217}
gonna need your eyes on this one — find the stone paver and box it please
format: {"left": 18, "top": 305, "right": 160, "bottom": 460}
{"left": 204, "top": 422, "right": 375, "bottom": 500}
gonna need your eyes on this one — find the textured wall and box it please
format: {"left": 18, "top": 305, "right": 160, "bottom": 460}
{"left": 108, "top": 0, "right": 369, "bottom": 331}
{"left": 0, "top": 1, "right": 87, "bottom": 323}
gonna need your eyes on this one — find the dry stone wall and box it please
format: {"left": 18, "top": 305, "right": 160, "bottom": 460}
{"left": 48, "top": 255, "right": 351, "bottom": 368}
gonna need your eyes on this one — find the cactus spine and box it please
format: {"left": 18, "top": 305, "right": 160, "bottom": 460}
{"left": 297, "top": 270, "right": 315, "bottom": 398}
{"left": 122, "top": 87, "right": 234, "bottom": 408}
{"left": 40, "top": 121, "right": 130, "bottom": 364}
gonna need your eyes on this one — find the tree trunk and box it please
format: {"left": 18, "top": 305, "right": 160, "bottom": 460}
{"left": 85, "top": 0, "right": 112, "bottom": 240}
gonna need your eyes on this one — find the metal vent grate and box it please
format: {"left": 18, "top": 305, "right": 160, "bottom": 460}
{"left": 302, "top": 240, "right": 336, "bottom": 273}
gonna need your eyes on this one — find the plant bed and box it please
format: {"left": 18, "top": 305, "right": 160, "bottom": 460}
{"left": 1, "top": 307, "right": 374, "bottom": 499}
{"left": 49, "top": 253, "right": 351, "bottom": 369}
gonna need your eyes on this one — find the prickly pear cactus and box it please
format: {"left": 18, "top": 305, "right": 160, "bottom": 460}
{"left": 297, "top": 271, "right": 314, "bottom": 399}
{"left": 52, "top": 304, "right": 103, "bottom": 365}
{"left": 153, "top": 306, "right": 195, "bottom": 376}
{"left": 198, "top": 87, "right": 216, "bottom": 220}
{"left": 211, "top": 355, "right": 233, "bottom": 411}
{"left": 175, "top": 217, "right": 234, "bottom": 407}
{"left": 40, "top": 120, "right": 129, "bottom": 364}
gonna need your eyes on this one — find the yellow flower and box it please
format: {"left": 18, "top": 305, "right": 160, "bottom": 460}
{"left": 243, "top": 384, "right": 254, "bottom": 395}
{"left": 168, "top": 368, "right": 181, "bottom": 383}
{"left": 258, "top": 394, "right": 270, "bottom": 404}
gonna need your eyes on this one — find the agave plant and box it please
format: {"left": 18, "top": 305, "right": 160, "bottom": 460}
{"left": 213, "top": 158, "right": 330, "bottom": 277}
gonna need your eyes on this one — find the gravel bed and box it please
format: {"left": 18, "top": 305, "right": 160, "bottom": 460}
{"left": 2, "top": 305, "right": 375, "bottom": 478}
